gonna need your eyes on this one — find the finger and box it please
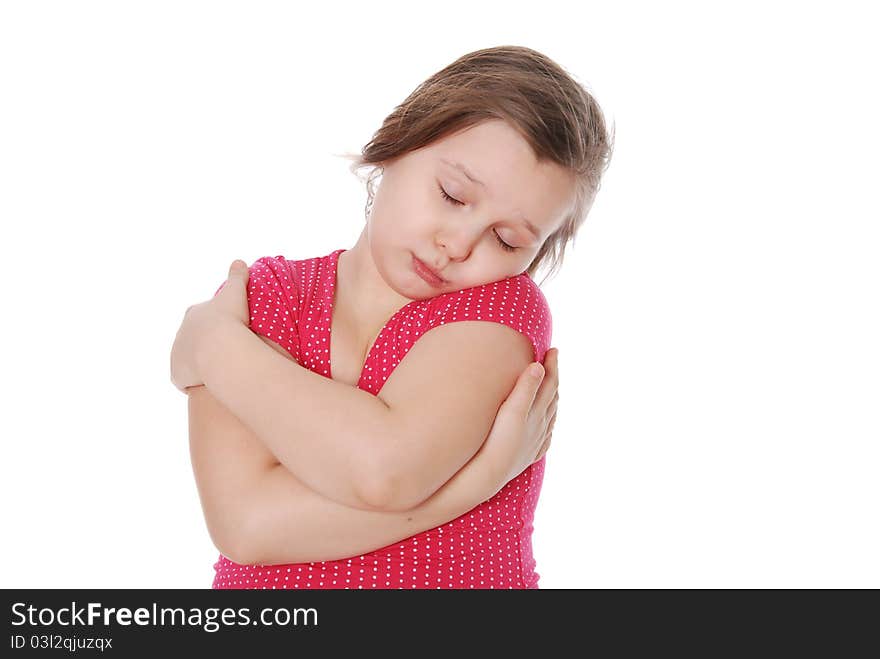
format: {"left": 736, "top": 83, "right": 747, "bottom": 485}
{"left": 504, "top": 362, "right": 545, "bottom": 419}
{"left": 228, "top": 259, "right": 249, "bottom": 281}
{"left": 545, "top": 347, "right": 559, "bottom": 387}
{"left": 531, "top": 349, "right": 558, "bottom": 412}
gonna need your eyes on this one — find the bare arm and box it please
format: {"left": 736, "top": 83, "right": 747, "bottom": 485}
{"left": 189, "top": 336, "right": 558, "bottom": 565}
{"left": 196, "top": 320, "right": 394, "bottom": 511}
{"left": 196, "top": 319, "right": 539, "bottom": 513}
{"left": 188, "top": 383, "right": 501, "bottom": 565}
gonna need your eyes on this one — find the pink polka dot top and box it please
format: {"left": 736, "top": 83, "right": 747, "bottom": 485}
{"left": 210, "top": 248, "right": 552, "bottom": 589}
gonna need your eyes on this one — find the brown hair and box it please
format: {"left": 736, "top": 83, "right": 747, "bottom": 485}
{"left": 341, "top": 45, "right": 614, "bottom": 286}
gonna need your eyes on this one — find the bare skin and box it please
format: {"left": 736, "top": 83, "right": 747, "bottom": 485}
{"left": 188, "top": 338, "right": 559, "bottom": 565}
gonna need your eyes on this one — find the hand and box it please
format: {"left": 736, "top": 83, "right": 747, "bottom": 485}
{"left": 170, "top": 259, "right": 250, "bottom": 393}
{"left": 474, "top": 348, "right": 560, "bottom": 493}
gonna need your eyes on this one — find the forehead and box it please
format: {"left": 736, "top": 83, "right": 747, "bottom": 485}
{"left": 429, "top": 120, "right": 575, "bottom": 233}
{"left": 436, "top": 119, "right": 537, "bottom": 168}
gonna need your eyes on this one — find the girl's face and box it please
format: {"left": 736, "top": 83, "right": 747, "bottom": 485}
{"left": 366, "top": 118, "right": 576, "bottom": 298}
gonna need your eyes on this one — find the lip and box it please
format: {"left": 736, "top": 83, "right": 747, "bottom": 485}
{"left": 412, "top": 254, "right": 446, "bottom": 287}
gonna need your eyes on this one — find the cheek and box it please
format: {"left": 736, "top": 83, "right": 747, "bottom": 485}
{"left": 371, "top": 215, "right": 410, "bottom": 249}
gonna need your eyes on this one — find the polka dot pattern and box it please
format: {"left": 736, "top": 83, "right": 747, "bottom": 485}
{"left": 211, "top": 248, "right": 552, "bottom": 589}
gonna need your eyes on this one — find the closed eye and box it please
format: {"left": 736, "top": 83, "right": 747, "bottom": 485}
{"left": 437, "top": 183, "right": 518, "bottom": 252}
{"left": 438, "top": 184, "right": 464, "bottom": 206}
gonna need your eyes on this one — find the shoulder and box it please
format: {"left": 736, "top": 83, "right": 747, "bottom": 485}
{"left": 247, "top": 255, "right": 295, "bottom": 291}
{"left": 241, "top": 255, "right": 299, "bottom": 315}
{"left": 244, "top": 252, "right": 328, "bottom": 304}
{"left": 424, "top": 273, "right": 552, "bottom": 362}
{"left": 435, "top": 272, "right": 551, "bottom": 320}
{"left": 212, "top": 254, "right": 294, "bottom": 298}
{"left": 246, "top": 248, "right": 344, "bottom": 303}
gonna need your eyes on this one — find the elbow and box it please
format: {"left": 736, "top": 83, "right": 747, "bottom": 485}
{"left": 355, "top": 471, "right": 397, "bottom": 511}
{"left": 356, "top": 465, "right": 423, "bottom": 513}
{"left": 211, "top": 529, "right": 250, "bottom": 566}
{"left": 215, "top": 527, "right": 254, "bottom": 566}
{"left": 219, "top": 540, "right": 253, "bottom": 567}
{"left": 354, "top": 430, "right": 426, "bottom": 512}
{"left": 351, "top": 448, "right": 391, "bottom": 510}
{"left": 208, "top": 513, "right": 257, "bottom": 566}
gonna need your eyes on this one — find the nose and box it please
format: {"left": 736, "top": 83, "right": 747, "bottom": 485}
{"left": 436, "top": 221, "right": 481, "bottom": 262}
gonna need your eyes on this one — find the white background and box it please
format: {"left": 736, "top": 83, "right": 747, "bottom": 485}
{"left": 1, "top": 1, "right": 877, "bottom": 589}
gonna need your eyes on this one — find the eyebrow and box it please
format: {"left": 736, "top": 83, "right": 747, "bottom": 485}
{"left": 440, "top": 157, "right": 542, "bottom": 242}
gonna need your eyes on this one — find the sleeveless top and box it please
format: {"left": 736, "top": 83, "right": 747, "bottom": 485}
{"left": 210, "top": 248, "right": 552, "bottom": 589}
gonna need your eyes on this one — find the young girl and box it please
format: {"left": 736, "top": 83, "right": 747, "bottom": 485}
{"left": 171, "top": 45, "right": 613, "bottom": 589}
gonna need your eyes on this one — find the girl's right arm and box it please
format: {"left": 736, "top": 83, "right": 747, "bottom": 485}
{"left": 188, "top": 348, "right": 558, "bottom": 566}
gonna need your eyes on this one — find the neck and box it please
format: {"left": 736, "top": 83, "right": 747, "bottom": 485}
{"left": 337, "top": 227, "right": 413, "bottom": 328}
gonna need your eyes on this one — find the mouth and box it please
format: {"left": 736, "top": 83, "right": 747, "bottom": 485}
{"left": 412, "top": 254, "right": 446, "bottom": 287}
